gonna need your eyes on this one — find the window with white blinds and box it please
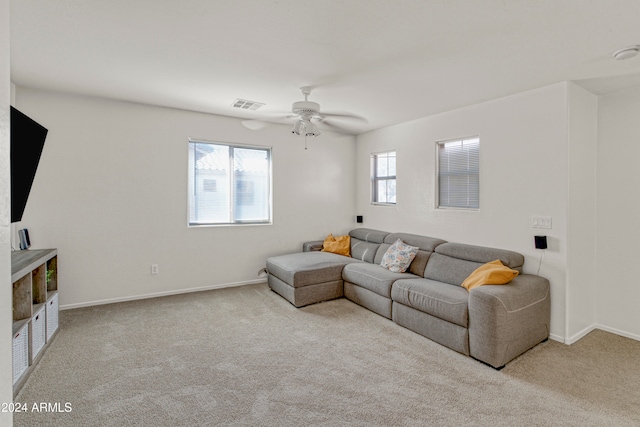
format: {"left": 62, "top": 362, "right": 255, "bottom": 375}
{"left": 437, "top": 137, "right": 479, "bottom": 209}
{"left": 188, "top": 140, "right": 272, "bottom": 226}
{"left": 371, "top": 151, "right": 396, "bottom": 204}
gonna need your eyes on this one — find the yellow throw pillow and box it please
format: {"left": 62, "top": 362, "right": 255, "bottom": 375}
{"left": 461, "top": 260, "right": 519, "bottom": 291}
{"left": 321, "top": 234, "right": 351, "bottom": 257}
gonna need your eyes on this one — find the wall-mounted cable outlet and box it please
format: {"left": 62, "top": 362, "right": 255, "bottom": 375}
{"left": 151, "top": 264, "right": 159, "bottom": 275}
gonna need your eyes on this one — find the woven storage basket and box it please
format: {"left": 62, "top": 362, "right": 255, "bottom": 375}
{"left": 46, "top": 293, "right": 59, "bottom": 341}
{"left": 13, "top": 324, "right": 29, "bottom": 385}
{"left": 31, "top": 306, "right": 46, "bottom": 362}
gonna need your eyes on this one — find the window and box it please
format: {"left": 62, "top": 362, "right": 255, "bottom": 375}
{"left": 188, "top": 140, "right": 271, "bottom": 225}
{"left": 371, "top": 151, "right": 396, "bottom": 204}
{"left": 437, "top": 137, "right": 479, "bottom": 209}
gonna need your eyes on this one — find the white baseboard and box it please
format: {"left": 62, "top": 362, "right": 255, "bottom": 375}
{"left": 59, "top": 279, "right": 266, "bottom": 310}
{"left": 562, "top": 323, "right": 640, "bottom": 345}
{"left": 548, "top": 333, "right": 565, "bottom": 343}
{"left": 565, "top": 325, "right": 597, "bottom": 345}
{"left": 594, "top": 324, "right": 640, "bottom": 342}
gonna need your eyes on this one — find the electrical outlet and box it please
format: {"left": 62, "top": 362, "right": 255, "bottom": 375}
{"left": 151, "top": 264, "right": 159, "bottom": 275}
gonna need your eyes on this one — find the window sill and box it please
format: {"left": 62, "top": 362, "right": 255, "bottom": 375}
{"left": 188, "top": 221, "right": 273, "bottom": 228}
{"left": 436, "top": 206, "right": 479, "bottom": 211}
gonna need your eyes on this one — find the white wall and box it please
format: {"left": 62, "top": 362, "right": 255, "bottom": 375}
{"left": 14, "top": 88, "right": 356, "bottom": 308}
{"left": 1, "top": 0, "right": 14, "bottom": 423}
{"left": 596, "top": 86, "right": 640, "bottom": 341}
{"left": 565, "top": 82, "right": 598, "bottom": 342}
{"left": 17, "top": 81, "right": 640, "bottom": 344}
{"left": 356, "top": 83, "right": 569, "bottom": 340}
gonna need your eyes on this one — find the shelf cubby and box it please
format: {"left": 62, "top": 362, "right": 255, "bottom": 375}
{"left": 46, "top": 256, "right": 57, "bottom": 294}
{"left": 32, "top": 264, "right": 47, "bottom": 305}
{"left": 13, "top": 274, "right": 32, "bottom": 322}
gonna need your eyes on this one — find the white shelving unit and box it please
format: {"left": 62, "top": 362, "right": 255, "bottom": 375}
{"left": 11, "top": 249, "right": 59, "bottom": 397}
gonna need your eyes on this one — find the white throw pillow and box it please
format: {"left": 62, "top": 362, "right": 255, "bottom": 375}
{"left": 380, "top": 239, "right": 419, "bottom": 273}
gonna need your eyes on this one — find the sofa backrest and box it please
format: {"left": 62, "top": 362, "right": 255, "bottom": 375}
{"left": 349, "top": 228, "right": 389, "bottom": 263}
{"left": 424, "top": 242, "right": 525, "bottom": 286}
{"left": 374, "top": 232, "right": 447, "bottom": 277}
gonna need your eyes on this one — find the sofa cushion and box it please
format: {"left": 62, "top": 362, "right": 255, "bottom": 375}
{"left": 422, "top": 253, "right": 481, "bottom": 286}
{"left": 425, "top": 243, "right": 525, "bottom": 286}
{"left": 461, "top": 260, "right": 519, "bottom": 291}
{"left": 350, "top": 238, "right": 380, "bottom": 263}
{"left": 434, "top": 242, "right": 524, "bottom": 270}
{"left": 375, "top": 244, "right": 428, "bottom": 278}
{"left": 375, "top": 233, "right": 447, "bottom": 277}
{"left": 383, "top": 233, "right": 446, "bottom": 252}
{"left": 267, "top": 252, "right": 359, "bottom": 288}
{"left": 380, "top": 239, "right": 419, "bottom": 273}
{"left": 347, "top": 228, "right": 389, "bottom": 263}
{"left": 392, "top": 278, "right": 470, "bottom": 327}
{"left": 321, "top": 234, "right": 351, "bottom": 257}
{"left": 374, "top": 243, "right": 391, "bottom": 265}
{"left": 349, "top": 228, "right": 389, "bottom": 244}
{"left": 343, "top": 263, "right": 417, "bottom": 298}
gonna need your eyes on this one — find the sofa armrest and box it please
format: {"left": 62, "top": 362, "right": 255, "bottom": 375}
{"left": 468, "top": 274, "right": 550, "bottom": 368}
{"left": 302, "top": 240, "right": 324, "bottom": 252}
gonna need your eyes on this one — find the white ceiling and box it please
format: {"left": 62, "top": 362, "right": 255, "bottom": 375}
{"left": 10, "top": 0, "right": 640, "bottom": 135}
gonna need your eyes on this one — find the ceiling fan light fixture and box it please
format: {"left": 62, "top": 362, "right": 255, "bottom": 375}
{"left": 291, "top": 120, "right": 304, "bottom": 135}
{"left": 286, "top": 86, "right": 360, "bottom": 137}
{"left": 305, "top": 121, "right": 320, "bottom": 137}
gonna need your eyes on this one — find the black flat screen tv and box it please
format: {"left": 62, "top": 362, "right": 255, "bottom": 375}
{"left": 10, "top": 106, "right": 48, "bottom": 223}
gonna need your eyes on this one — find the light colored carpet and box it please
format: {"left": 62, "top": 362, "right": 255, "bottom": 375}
{"left": 14, "top": 283, "right": 640, "bottom": 426}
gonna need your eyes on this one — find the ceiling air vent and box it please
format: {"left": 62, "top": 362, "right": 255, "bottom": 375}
{"left": 231, "top": 99, "right": 265, "bottom": 111}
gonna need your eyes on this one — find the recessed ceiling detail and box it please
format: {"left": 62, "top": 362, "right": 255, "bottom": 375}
{"left": 231, "top": 99, "right": 265, "bottom": 110}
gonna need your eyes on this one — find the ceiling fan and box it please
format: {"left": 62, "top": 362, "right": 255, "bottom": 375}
{"left": 242, "top": 86, "right": 366, "bottom": 136}
{"left": 286, "top": 86, "right": 366, "bottom": 137}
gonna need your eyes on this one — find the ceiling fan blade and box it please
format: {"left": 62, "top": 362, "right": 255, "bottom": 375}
{"left": 319, "top": 111, "right": 368, "bottom": 123}
{"left": 257, "top": 112, "right": 298, "bottom": 120}
{"left": 318, "top": 120, "right": 351, "bottom": 133}
{"left": 242, "top": 113, "right": 309, "bottom": 131}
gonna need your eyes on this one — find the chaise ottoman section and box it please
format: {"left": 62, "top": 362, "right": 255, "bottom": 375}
{"left": 266, "top": 252, "right": 359, "bottom": 307}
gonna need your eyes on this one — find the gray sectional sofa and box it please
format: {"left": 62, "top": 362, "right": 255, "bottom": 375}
{"left": 266, "top": 228, "right": 550, "bottom": 369}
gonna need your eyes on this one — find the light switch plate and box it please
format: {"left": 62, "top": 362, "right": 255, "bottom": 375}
{"left": 532, "top": 216, "right": 552, "bottom": 229}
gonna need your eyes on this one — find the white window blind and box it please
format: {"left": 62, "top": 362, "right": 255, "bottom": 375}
{"left": 437, "top": 137, "right": 479, "bottom": 209}
{"left": 188, "top": 140, "right": 272, "bottom": 225}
